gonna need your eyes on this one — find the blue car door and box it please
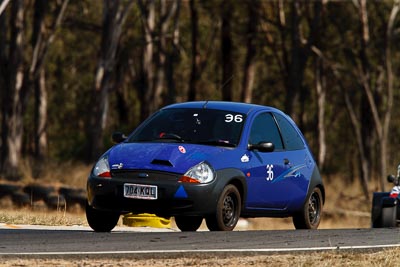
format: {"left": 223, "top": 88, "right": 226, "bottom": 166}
{"left": 272, "top": 112, "right": 312, "bottom": 208}
{"left": 245, "top": 112, "right": 312, "bottom": 210}
{"left": 245, "top": 112, "right": 290, "bottom": 209}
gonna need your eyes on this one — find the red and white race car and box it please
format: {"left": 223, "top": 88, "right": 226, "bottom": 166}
{"left": 371, "top": 165, "right": 400, "bottom": 228}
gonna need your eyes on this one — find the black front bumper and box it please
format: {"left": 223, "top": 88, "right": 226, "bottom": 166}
{"left": 87, "top": 170, "right": 220, "bottom": 217}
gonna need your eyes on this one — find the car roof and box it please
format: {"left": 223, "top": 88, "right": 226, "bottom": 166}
{"left": 162, "top": 101, "right": 281, "bottom": 115}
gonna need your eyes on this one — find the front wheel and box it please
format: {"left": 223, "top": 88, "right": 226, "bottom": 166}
{"left": 206, "top": 184, "right": 241, "bottom": 231}
{"left": 86, "top": 202, "right": 120, "bottom": 232}
{"left": 293, "top": 187, "right": 323, "bottom": 229}
{"left": 381, "top": 206, "right": 397, "bottom": 228}
{"left": 175, "top": 216, "right": 203, "bottom": 231}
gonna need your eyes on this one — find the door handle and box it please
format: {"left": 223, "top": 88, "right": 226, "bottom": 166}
{"left": 284, "top": 158, "right": 290, "bottom": 165}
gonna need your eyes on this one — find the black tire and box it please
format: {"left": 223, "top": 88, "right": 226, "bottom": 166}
{"left": 206, "top": 184, "right": 241, "bottom": 231}
{"left": 23, "top": 184, "right": 55, "bottom": 202}
{"left": 45, "top": 194, "right": 66, "bottom": 210}
{"left": 11, "top": 192, "right": 30, "bottom": 207}
{"left": 381, "top": 206, "right": 397, "bottom": 228}
{"left": 175, "top": 216, "right": 203, "bottom": 231}
{"left": 86, "top": 202, "right": 120, "bottom": 232}
{"left": 59, "top": 187, "right": 86, "bottom": 207}
{"left": 0, "top": 184, "right": 22, "bottom": 198}
{"left": 371, "top": 193, "right": 384, "bottom": 228}
{"left": 293, "top": 187, "right": 323, "bottom": 229}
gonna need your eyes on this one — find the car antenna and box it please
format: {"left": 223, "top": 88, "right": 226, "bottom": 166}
{"left": 202, "top": 100, "right": 209, "bottom": 109}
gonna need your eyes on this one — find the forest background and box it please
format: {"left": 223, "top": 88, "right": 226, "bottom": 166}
{"left": 0, "top": 0, "right": 400, "bottom": 201}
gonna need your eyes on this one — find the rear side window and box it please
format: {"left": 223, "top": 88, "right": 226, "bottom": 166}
{"left": 273, "top": 113, "right": 304, "bottom": 150}
{"left": 249, "top": 112, "right": 283, "bottom": 150}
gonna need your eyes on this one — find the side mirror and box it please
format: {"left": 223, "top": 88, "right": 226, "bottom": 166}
{"left": 387, "top": 175, "right": 395, "bottom": 183}
{"left": 248, "top": 142, "right": 275, "bottom": 153}
{"left": 112, "top": 132, "right": 127, "bottom": 143}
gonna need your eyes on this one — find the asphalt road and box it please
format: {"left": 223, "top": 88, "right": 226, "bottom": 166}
{"left": 0, "top": 226, "right": 399, "bottom": 256}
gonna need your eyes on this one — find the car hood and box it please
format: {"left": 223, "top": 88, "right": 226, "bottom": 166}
{"left": 108, "top": 142, "right": 229, "bottom": 174}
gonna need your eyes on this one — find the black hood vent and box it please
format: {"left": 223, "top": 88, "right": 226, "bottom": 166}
{"left": 151, "top": 159, "right": 173, "bottom": 167}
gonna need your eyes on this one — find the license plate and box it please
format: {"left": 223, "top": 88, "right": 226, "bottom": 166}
{"left": 123, "top": 183, "right": 158, "bottom": 200}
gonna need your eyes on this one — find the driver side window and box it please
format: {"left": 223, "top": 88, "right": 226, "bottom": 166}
{"left": 249, "top": 112, "right": 283, "bottom": 150}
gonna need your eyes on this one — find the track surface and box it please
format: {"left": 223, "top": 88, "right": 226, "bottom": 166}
{"left": 0, "top": 225, "right": 399, "bottom": 255}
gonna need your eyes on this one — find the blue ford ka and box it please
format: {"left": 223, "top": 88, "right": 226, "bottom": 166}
{"left": 86, "top": 101, "right": 325, "bottom": 231}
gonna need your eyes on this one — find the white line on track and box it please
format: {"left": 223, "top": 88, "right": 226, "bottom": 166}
{"left": 1, "top": 244, "right": 400, "bottom": 256}
{"left": 1, "top": 223, "right": 399, "bottom": 255}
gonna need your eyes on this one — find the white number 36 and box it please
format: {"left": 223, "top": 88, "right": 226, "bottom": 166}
{"left": 225, "top": 114, "right": 243, "bottom": 123}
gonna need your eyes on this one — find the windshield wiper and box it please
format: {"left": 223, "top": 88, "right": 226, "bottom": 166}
{"left": 198, "top": 140, "right": 237, "bottom": 148}
{"left": 156, "top": 133, "right": 185, "bottom": 142}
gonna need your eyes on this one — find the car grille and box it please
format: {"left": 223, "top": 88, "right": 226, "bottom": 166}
{"left": 110, "top": 169, "right": 180, "bottom": 181}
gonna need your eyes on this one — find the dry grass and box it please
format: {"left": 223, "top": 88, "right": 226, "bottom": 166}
{"left": 0, "top": 207, "right": 87, "bottom": 226}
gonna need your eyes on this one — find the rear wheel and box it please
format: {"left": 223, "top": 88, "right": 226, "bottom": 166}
{"left": 206, "top": 184, "right": 241, "bottom": 231}
{"left": 175, "top": 216, "right": 203, "bottom": 231}
{"left": 86, "top": 202, "right": 120, "bottom": 232}
{"left": 381, "top": 206, "right": 397, "bottom": 228}
{"left": 293, "top": 187, "right": 323, "bottom": 229}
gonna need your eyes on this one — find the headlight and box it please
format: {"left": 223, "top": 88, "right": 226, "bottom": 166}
{"left": 93, "top": 156, "right": 111, "bottom": 178}
{"left": 179, "top": 161, "right": 215, "bottom": 184}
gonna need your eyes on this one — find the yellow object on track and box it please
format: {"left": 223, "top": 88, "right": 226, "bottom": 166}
{"left": 123, "top": 213, "right": 171, "bottom": 228}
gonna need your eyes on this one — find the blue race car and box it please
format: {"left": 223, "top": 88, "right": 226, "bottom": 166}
{"left": 86, "top": 101, "right": 325, "bottom": 232}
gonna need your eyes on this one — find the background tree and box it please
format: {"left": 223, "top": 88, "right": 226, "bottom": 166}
{"left": 187, "top": 1, "right": 218, "bottom": 101}
{"left": 188, "top": 0, "right": 199, "bottom": 101}
{"left": 137, "top": 0, "right": 180, "bottom": 121}
{"left": 0, "top": 0, "right": 69, "bottom": 179}
{"left": 87, "top": 0, "right": 134, "bottom": 161}
{"left": 30, "top": 0, "right": 69, "bottom": 176}
{"left": 326, "top": 1, "right": 399, "bottom": 195}
{"left": 240, "top": 0, "right": 260, "bottom": 103}
{"left": 1, "top": 0, "right": 25, "bottom": 180}
{"left": 0, "top": 1, "right": 399, "bottom": 199}
{"left": 259, "top": 0, "right": 322, "bottom": 127}
{"left": 220, "top": 0, "right": 234, "bottom": 101}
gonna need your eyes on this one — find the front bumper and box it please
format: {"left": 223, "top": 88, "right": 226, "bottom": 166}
{"left": 87, "top": 170, "right": 220, "bottom": 217}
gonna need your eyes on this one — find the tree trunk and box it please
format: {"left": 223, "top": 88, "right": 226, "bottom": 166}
{"left": 32, "top": 0, "right": 48, "bottom": 164}
{"left": 343, "top": 86, "right": 370, "bottom": 200}
{"left": 241, "top": 1, "right": 259, "bottom": 104}
{"left": 34, "top": 69, "right": 48, "bottom": 161}
{"left": 315, "top": 57, "right": 326, "bottom": 170}
{"left": 164, "top": 1, "right": 180, "bottom": 105}
{"left": 114, "top": 63, "right": 129, "bottom": 125}
{"left": 138, "top": 0, "right": 155, "bottom": 121}
{"left": 188, "top": 0, "right": 199, "bottom": 101}
{"left": 356, "top": 0, "right": 398, "bottom": 191}
{"left": 138, "top": 0, "right": 179, "bottom": 120}
{"left": 285, "top": 0, "right": 302, "bottom": 120}
{"left": 357, "top": 0, "right": 375, "bottom": 188}
{"left": 0, "top": 0, "right": 8, "bottom": 170}
{"left": 220, "top": 1, "right": 233, "bottom": 101}
{"left": 0, "top": 0, "right": 11, "bottom": 16}
{"left": 379, "top": 0, "right": 399, "bottom": 191}
{"left": 29, "top": 0, "right": 69, "bottom": 175}
{"left": 266, "top": 1, "right": 321, "bottom": 123}
{"left": 87, "top": 0, "right": 134, "bottom": 161}
{"left": 1, "top": 0, "right": 26, "bottom": 180}
{"left": 153, "top": 0, "right": 179, "bottom": 109}
{"left": 187, "top": 1, "right": 217, "bottom": 102}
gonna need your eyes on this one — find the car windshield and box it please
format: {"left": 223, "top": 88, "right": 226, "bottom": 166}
{"left": 128, "top": 108, "right": 246, "bottom": 147}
